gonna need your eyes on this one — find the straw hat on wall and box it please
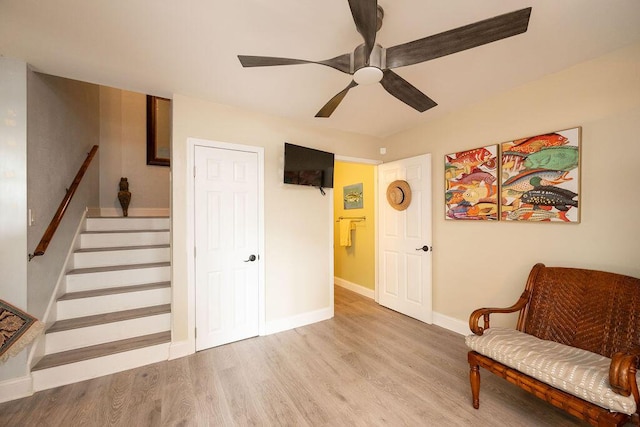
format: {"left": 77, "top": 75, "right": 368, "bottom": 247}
{"left": 386, "top": 180, "right": 412, "bottom": 211}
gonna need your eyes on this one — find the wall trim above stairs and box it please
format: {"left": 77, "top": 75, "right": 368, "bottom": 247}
{"left": 91, "top": 207, "right": 170, "bottom": 217}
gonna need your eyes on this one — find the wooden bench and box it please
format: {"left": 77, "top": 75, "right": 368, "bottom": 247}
{"left": 466, "top": 263, "right": 640, "bottom": 426}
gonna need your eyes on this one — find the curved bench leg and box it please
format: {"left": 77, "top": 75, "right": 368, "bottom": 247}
{"left": 470, "top": 364, "right": 480, "bottom": 409}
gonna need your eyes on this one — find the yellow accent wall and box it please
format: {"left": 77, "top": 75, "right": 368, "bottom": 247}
{"left": 333, "top": 161, "right": 376, "bottom": 290}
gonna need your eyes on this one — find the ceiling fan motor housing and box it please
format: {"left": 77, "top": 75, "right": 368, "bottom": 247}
{"left": 352, "top": 43, "right": 385, "bottom": 73}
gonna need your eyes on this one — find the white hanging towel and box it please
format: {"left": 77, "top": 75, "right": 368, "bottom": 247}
{"left": 339, "top": 219, "right": 355, "bottom": 247}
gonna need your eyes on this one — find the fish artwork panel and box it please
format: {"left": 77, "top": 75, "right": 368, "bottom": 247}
{"left": 343, "top": 182, "right": 364, "bottom": 210}
{"left": 445, "top": 144, "right": 499, "bottom": 220}
{"left": 501, "top": 127, "right": 581, "bottom": 223}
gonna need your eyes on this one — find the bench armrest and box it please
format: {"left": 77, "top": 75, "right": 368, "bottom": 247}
{"left": 609, "top": 348, "right": 640, "bottom": 403}
{"left": 469, "top": 290, "right": 530, "bottom": 335}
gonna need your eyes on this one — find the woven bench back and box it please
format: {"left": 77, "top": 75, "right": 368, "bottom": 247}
{"left": 522, "top": 264, "right": 640, "bottom": 358}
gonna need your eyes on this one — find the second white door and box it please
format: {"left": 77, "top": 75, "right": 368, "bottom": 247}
{"left": 194, "top": 144, "right": 260, "bottom": 350}
{"left": 378, "top": 154, "right": 433, "bottom": 323}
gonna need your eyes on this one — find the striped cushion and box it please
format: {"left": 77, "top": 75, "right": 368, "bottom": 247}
{"left": 466, "top": 327, "right": 639, "bottom": 414}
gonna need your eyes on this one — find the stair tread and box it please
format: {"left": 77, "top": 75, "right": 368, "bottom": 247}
{"left": 59, "top": 281, "right": 171, "bottom": 300}
{"left": 47, "top": 304, "right": 171, "bottom": 333}
{"left": 81, "top": 229, "right": 170, "bottom": 235}
{"left": 32, "top": 331, "right": 171, "bottom": 371}
{"left": 68, "top": 261, "right": 170, "bottom": 275}
{"left": 75, "top": 244, "right": 169, "bottom": 253}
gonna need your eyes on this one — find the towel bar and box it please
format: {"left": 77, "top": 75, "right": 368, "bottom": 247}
{"left": 336, "top": 216, "right": 366, "bottom": 222}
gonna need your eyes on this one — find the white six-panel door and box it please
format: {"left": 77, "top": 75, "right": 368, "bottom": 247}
{"left": 378, "top": 154, "right": 433, "bottom": 323}
{"left": 194, "top": 145, "right": 260, "bottom": 350}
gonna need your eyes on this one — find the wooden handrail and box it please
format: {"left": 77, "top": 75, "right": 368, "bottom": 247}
{"left": 29, "top": 145, "right": 99, "bottom": 261}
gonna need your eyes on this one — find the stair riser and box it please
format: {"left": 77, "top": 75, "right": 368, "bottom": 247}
{"left": 73, "top": 247, "right": 170, "bottom": 269}
{"left": 80, "top": 231, "right": 169, "bottom": 249}
{"left": 45, "top": 313, "right": 171, "bottom": 354}
{"left": 57, "top": 288, "right": 171, "bottom": 319}
{"left": 32, "top": 343, "right": 170, "bottom": 392}
{"left": 86, "top": 217, "right": 169, "bottom": 231}
{"left": 66, "top": 266, "right": 170, "bottom": 292}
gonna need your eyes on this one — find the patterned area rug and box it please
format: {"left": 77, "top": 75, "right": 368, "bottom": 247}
{"left": 0, "top": 299, "right": 44, "bottom": 363}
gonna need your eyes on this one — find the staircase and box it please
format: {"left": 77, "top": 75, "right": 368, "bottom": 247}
{"left": 32, "top": 216, "right": 172, "bottom": 391}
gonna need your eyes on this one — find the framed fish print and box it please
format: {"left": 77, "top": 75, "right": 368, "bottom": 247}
{"left": 445, "top": 145, "right": 499, "bottom": 220}
{"left": 501, "top": 127, "right": 581, "bottom": 223}
{"left": 343, "top": 183, "right": 363, "bottom": 209}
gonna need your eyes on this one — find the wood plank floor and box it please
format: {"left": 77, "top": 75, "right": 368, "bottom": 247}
{"left": 0, "top": 286, "right": 589, "bottom": 426}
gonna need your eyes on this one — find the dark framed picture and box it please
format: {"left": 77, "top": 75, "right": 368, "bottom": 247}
{"left": 146, "top": 95, "right": 171, "bottom": 167}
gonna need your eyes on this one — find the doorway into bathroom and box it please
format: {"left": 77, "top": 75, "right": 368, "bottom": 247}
{"left": 333, "top": 154, "right": 433, "bottom": 323}
{"left": 333, "top": 160, "right": 377, "bottom": 299}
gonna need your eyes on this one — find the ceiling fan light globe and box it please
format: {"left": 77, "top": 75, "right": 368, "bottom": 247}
{"left": 353, "top": 66, "right": 383, "bottom": 85}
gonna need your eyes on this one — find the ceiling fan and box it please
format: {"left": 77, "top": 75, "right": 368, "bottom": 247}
{"left": 238, "top": 1, "right": 532, "bottom": 118}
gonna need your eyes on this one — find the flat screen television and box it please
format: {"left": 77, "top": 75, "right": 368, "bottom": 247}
{"left": 283, "top": 143, "right": 334, "bottom": 189}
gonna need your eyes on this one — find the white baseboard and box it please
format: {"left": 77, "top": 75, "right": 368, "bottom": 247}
{"left": 334, "top": 277, "right": 375, "bottom": 299}
{"left": 97, "top": 207, "right": 170, "bottom": 217}
{"left": 432, "top": 312, "right": 469, "bottom": 336}
{"left": 168, "top": 339, "right": 194, "bottom": 360}
{"left": 265, "top": 306, "right": 333, "bottom": 336}
{"left": 0, "top": 375, "right": 33, "bottom": 403}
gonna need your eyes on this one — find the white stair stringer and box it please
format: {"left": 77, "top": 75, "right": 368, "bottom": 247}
{"left": 32, "top": 216, "right": 172, "bottom": 392}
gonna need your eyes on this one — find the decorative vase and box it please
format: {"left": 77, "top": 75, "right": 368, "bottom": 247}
{"left": 117, "top": 177, "right": 131, "bottom": 217}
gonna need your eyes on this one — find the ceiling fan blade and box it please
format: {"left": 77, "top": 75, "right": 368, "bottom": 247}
{"left": 348, "top": 0, "right": 378, "bottom": 64}
{"left": 238, "top": 53, "right": 352, "bottom": 74}
{"left": 386, "top": 7, "right": 532, "bottom": 69}
{"left": 380, "top": 70, "right": 437, "bottom": 112}
{"left": 238, "top": 55, "right": 314, "bottom": 67}
{"left": 315, "top": 81, "right": 359, "bottom": 118}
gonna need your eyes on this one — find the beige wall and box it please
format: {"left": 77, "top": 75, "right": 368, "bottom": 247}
{"left": 27, "top": 72, "right": 100, "bottom": 320}
{"left": 384, "top": 42, "right": 640, "bottom": 326}
{"left": 99, "top": 87, "right": 169, "bottom": 213}
{"left": 0, "top": 58, "right": 29, "bottom": 382}
{"left": 171, "top": 42, "right": 640, "bottom": 340}
{"left": 333, "top": 161, "right": 376, "bottom": 290}
{"left": 171, "top": 97, "right": 381, "bottom": 341}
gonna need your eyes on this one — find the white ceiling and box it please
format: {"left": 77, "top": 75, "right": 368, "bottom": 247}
{"left": 2, "top": 0, "right": 640, "bottom": 138}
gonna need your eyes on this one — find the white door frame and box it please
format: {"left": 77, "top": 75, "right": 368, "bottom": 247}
{"left": 186, "top": 137, "right": 266, "bottom": 352}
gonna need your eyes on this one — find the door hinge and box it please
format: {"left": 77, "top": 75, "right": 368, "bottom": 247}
{"left": 193, "top": 166, "right": 196, "bottom": 178}
{"left": 195, "top": 328, "right": 197, "bottom": 339}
